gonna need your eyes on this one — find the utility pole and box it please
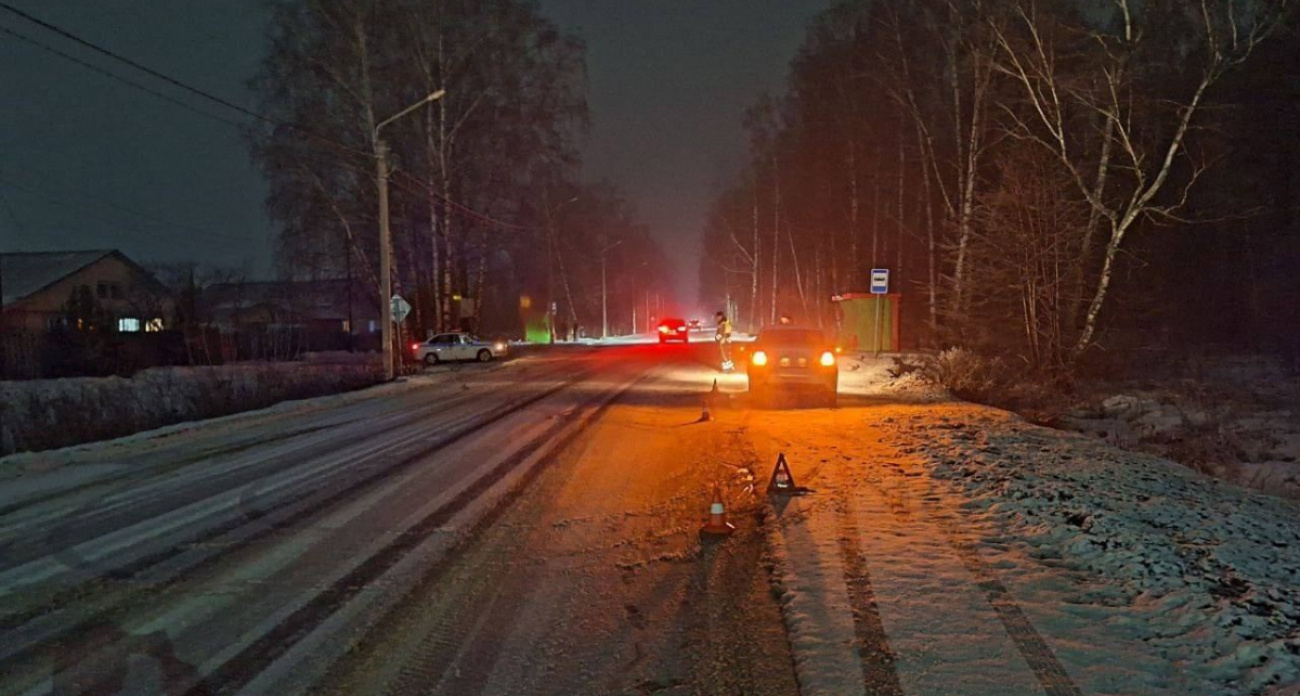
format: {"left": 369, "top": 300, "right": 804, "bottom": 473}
{"left": 373, "top": 89, "right": 445, "bottom": 380}
{"left": 600, "top": 240, "right": 622, "bottom": 339}
{"left": 345, "top": 231, "right": 354, "bottom": 353}
{"left": 376, "top": 139, "right": 394, "bottom": 380}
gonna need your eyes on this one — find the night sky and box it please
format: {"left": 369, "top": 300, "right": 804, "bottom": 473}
{"left": 0, "top": 0, "right": 828, "bottom": 300}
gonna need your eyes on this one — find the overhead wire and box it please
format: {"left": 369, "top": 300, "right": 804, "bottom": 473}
{"left": 0, "top": 24, "right": 247, "bottom": 129}
{"left": 0, "top": 2, "right": 550, "bottom": 235}
{"left": 0, "top": 172, "right": 261, "bottom": 245}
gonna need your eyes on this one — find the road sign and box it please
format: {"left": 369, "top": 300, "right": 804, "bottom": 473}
{"left": 390, "top": 294, "right": 411, "bottom": 323}
{"left": 870, "top": 268, "right": 889, "bottom": 295}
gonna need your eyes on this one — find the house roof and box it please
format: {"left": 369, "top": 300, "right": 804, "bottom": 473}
{"left": 201, "top": 279, "right": 380, "bottom": 321}
{"left": 0, "top": 250, "right": 119, "bottom": 306}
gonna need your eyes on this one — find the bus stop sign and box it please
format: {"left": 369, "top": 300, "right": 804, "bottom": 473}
{"left": 870, "top": 269, "right": 889, "bottom": 295}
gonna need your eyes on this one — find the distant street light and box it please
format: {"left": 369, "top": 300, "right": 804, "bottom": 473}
{"left": 600, "top": 240, "right": 623, "bottom": 339}
{"left": 374, "top": 89, "right": 446, "bottom": 381}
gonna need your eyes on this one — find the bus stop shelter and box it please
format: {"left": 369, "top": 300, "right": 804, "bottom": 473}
{"left": 833, "top": 293, "right": 900, "bottom": 352}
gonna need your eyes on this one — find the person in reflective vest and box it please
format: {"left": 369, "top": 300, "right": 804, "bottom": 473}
{"left": 714, "top": 311, "right": 734, "bottom": 372}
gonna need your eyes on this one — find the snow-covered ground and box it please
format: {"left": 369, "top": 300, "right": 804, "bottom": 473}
{"left": 0, "top": 360, "right": 385, "bottom": 456}
{"left": 1063, "top": 356, "right": 1300, "bottom": 500}
{"left": 756, "top": 357, "right": 1300, "bottom": 696}
{"left": 837, "top": 351, "right": 949, "bottom": 401}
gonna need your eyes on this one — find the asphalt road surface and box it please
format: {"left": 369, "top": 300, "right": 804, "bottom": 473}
{"left": 0, "top": 342, "right": 1170, "bottom": 696}
{"left": 0, "top": 344, "right": 803, "bottom": 696}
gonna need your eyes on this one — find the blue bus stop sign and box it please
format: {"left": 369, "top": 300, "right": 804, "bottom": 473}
{"left": 870, "top": 269, "right": 889, "bottom": 295}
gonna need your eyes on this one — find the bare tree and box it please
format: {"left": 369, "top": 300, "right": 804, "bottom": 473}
{"left": 991, "top": 0, "right": 1290, "bottom": 357}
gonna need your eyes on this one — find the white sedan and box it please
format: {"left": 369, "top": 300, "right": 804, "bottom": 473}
{"left": 411, "top": 333, "right": 508, "bottom": 365}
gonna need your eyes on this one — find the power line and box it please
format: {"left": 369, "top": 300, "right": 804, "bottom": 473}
{"left": 0, "top": 1, "right": 266, "bottom": 126}
{"left": 0, "top": 2, "right": 546, "bottom": 235}
{"left": 0, "top": 173, "right": 260, "bottom": 245}
{"left": 0, "top": 24, "right": 245, "bottom": 129}
{"left": 0, "top": 1, "right": 375, "bottom": 162}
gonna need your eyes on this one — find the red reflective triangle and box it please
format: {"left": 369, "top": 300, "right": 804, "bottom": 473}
{"left": 767, "top": 453, "right": 797, "bottom": 494}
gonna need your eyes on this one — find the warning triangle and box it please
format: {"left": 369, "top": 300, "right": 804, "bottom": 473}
{"left": 767, "top": 453, "right": 797, "bottom": 494}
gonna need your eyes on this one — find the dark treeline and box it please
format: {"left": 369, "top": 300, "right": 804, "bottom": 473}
{"left": 248, "top": 0, "right": 668, "bottom": 338}
{"left": 700, "top": 0, "right": 1297, "bottom": 372}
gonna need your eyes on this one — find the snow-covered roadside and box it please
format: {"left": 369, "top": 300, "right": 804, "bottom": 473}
{"left": 1062, "top": 357, "right": 1300, "bottom": 500}
{"left": 837, "top": 352, "right": 947, "bottom": 401}
{"left": 0, "top": 355, "right": 532, "bottom": 463}
{"left": 0, "top": 361, "right": 387, "bottom": 456}
{"left": 892, "top": 407, "right": 1300, "bottom": 695}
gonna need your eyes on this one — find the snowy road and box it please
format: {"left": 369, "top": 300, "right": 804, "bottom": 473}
{"left": 1, "top": 344, "right": 1296, "bottom": 695}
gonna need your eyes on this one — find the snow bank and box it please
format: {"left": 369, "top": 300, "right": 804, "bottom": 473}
{"left": 0, "top": 361, "right": 382, "bottom": 455}
{"left": 894, "top": 409, "right": 1300, "bottom": 694}
{"left": 1064, "top": 355, "right": 1300, "bottom": 500}
{"left": 838, "top": 353, "right": 948, "bottom": 401}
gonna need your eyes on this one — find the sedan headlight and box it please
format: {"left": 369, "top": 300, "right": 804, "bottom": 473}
{"left": 819, "top": 351, "right": 836, "bottom": 367}
{"left": 752, "top": 350, "right": 768, "bottom": 366}
{"left": 494, "top": 342, "right": 506, "bottom": 352}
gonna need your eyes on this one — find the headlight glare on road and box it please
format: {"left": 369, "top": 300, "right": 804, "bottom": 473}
{"left": 820, "top": 351, "right": 835, "bottom": 367}
{"left": 752, "top": 350, "right": 768, "bottom": 366}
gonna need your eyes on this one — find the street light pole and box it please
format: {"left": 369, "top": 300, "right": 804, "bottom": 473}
{"left": 374, "top": 89, "right": 445, "bottom": 381}
{"left": 375, "top": 139, "right": 394, "bottom": 380}
{"left": 600, "top": 240, "right": 623, "bottom": 339}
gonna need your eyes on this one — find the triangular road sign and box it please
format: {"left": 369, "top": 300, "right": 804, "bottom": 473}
{"left": 767, "top": 453, "right": 797, "bottom": 494}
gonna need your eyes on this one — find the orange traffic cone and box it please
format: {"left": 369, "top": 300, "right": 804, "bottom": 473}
{"left": 700, "top": 397, "right": 713, "bottom": 422}
{"left": 711, "top": 379, "right": 719, "bottom": 395}
{"left": 700, "top": 485, "right": 735, "bottom": 536}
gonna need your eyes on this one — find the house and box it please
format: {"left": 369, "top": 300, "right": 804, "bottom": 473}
{"left": 200, "top": 278, "right": 381, "bottom": 352}
{"left": 0, "top": 250, "right": 174, "bottom": 333}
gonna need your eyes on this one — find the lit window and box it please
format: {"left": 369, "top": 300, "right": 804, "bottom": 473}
{"left": 145, "top": 318, "right": 164, "bottom": 332}
{"left": 118, "top": 317, "right": 141, "bottom": 333}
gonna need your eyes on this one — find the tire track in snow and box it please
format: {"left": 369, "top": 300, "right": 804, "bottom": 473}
{"left": 870, "top": 461, "right": 1084, "bottom": 696}
{"left": 0, "top": 370, "right": 593, "bottom": 690}
{"left": 939, "top": 524, "right": 1084, "bottom": 696}
{"left": 835, "top": 493, "right": 905, "bottom": 696}
{"left": 307, "top": 371, "right": 650, "bottom": 696}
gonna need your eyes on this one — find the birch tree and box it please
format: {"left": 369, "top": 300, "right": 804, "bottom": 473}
{"left": 991, "top": 0, "right": 1290, "bottom": 357}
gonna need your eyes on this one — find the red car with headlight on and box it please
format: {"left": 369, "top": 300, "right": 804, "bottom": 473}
{"left": 747, "top": 326, "right": 838, "bottom": 405}
{"left": 657, "top": 317, "right": 689, "bottom": 344}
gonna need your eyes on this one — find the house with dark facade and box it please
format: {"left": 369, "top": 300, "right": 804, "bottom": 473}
{"left": 0, "top": 250, "right": 174, "bottom": 333}
{"left": 0, "top": 250, "right": 177, "bottom": 378}
{"left": 200, "top": 278, "right": 381, "bottom": 355}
